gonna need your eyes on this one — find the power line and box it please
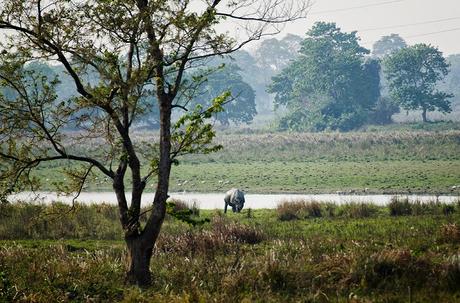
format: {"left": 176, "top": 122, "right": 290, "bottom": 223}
{"left": 360, "top": 26, "right": 460, "bottom": 47}
{"left": 310, "top": 0, "right": 405, "bottom": 15}
{"left": 405, "top": 27, "right": 460, "bottom": 39}
{"left": 358, "top": 17, "right": 460, "bottom": 32}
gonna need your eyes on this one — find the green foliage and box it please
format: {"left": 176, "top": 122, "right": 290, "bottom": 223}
{"left": 171, "top": 92, "right": 228, "bottom": 158}
{"left": 166, "top": 201, "right": 209, "bottom": 227}
{"left": 367, "top": 96, "right": 400, "bottom": 125}
{"left": 388, "top": 197, "right": 459, "bottom": 217}
{"left": 276, "top": 200, "right": 383, "bottom": 220}
{"left": 188, "top": 64, "right": 257, "bottom": 126}
{"left": 384, "top": 44, "right": 453, "bottom": 122}
{"left": 388, "top": 197, "right": 413, "bottom": 216}
{"left": 276, "top": 200, "right": 323, "bottom": 220}
{"left": 254, "top": 34, "right": 302, "bottom": 73}
{"left": 269, "top": 22, "right": 380, "bottom": 131}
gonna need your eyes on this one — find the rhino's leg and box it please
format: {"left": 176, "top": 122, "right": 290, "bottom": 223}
{"left": 224, "top": 202, "right": 228, "bottom": 214}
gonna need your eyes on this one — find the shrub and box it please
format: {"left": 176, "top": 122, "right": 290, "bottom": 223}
{"left": 156, "top": 216, "right": 264, "bottom": 255}
{"left": 443, "top": 254, "right": 460, "bottom": 291}
{"left": 442, "top": 204, "right": 456, "bottom": 216}
{"left": 276, "top": 201, "right": 302, "bottom": 221}
{"left": 363, "top": 249, "right": 432, "bottom": 288}
{"left": 168, "top": 198, "right": 200, "bottom": 216}
{"left": 337, "top": 203, "right": 378, "bottom": 218}
{"left": 439, "top": 223, "right": 460, "bottom": 244}
{"left": 276, "top": 200, "right": 322, "bottom": 221}
{"left": 167, "top": 198, "right": 190, "bottom": 212}
{"left": 388, "top": 197, "right": 412, "bottom": 216}
{"left": 211, "top": 216, "right": 264, "bottom": 244}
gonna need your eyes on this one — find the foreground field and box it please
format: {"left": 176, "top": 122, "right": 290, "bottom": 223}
{"left": 1, "top": 200, "right": 460, "bottom": 302}
{"left": 32, "top": 129, "right": 460, "bottom": 194}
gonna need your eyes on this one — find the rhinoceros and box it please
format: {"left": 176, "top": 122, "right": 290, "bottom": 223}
{"left": 224, "top": 188, "right": 245, "bottom": 213}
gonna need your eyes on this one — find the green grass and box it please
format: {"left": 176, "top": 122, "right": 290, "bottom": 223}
{"left": 169, "top": 160, "right": 460, "bottom": 194}
{"left": 29, "top": 129, "right": 460, "bottom": 194}
{"left": 1, "top": 202, "right": 460, "bottom": 302}
{"left": 181, "top": 129, "right": 460, "bottom": 163}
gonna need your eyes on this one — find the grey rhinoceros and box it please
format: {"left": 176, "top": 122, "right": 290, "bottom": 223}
{"left": 224, "top": 188, "right": 245, "bottom": 213}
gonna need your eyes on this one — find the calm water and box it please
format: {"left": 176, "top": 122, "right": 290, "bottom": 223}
{"left": 9, "top": 191, "right": 459, "bottom": 209}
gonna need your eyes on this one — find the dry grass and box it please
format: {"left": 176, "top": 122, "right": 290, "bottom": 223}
{"left": 440, "top": 223, "right": 460, "bottom": 244}
{"left": 2, "top": 203, "right": 460, "bottom": 302}
{"left": 276, "top": 199, "right": 323, "bottom": 221}
{"left": 156, "top": 215, "right": 264, "bottom": 255}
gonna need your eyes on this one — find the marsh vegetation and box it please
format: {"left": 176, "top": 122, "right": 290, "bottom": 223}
{"left": 1, "top": 200, "right": 460, "bottom": 302}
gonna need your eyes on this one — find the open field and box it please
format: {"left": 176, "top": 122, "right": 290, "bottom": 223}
{"left": 1, "top": 201, "right": 460, "bottom": 302}
{"left": 170, "top": 160, "right": 460, "bottom": 194}
{"left": 31, "top": 128, "right": 460, "bottom": 194}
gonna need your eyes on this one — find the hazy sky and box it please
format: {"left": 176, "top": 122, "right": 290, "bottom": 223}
{"left": 277, "top": 0, "right": 460, "bottom": 55}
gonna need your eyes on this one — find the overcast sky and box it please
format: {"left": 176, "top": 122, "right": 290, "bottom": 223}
{"left": 275, "top": 0, "right": 460, "bottom": 55}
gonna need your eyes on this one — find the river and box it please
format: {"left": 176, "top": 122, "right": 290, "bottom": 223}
{"left": 9, "top": 191, "right": 459, "bottom": 209}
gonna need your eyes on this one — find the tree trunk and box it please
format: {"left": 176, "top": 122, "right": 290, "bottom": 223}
{"left": 124, "top": 96, "right": 171, "bottom": 286}
{"left": 125, "top": 235, "right": 153, "bottom": 286}
{"left": 422, "top": 107, "right": 428, "bottom": 122}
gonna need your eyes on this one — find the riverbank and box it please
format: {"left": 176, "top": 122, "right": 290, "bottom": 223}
{"left": 9, "top": 191, "right": 460, "bottom": 209}
{"left": 28, "top": 130, "right": 460, "bottom": 194}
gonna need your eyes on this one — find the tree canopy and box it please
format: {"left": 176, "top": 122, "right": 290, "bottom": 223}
{"left": 190, "top": 64, "right": 256, "bottom": 126}
{"left": 269, "top": 22, "right": 381, "bottom": 131}
{"left": 0, "top": 0, "right": 309, "bottom": 285}
{"left": 383, "top": 44, "right": 453, "bottom": 122}
{"left": 372, "top": 34, "right": 407, "bottom": 58}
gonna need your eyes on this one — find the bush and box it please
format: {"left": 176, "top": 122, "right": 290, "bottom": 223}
{"left": 388, "top": 197, "right": 412, "bottom": 216}
{"left": 442, "top": 204, "right": 456, "bottom": 216}
{"left": 156, "top": 216, "right": 264, "bottom": 255}
{"left": 337, "top": 203, "right": 378, "bottom": 218}
{"left": 363, "top": 249, "right": 432, "bottom": 289}
{"left": 276, "top": 200, "right": 322, "bottom": 221}
{"left": 443, "top": 254, "right": 460, "bottom": 291}
{"left": 276, "top": 201, "right": 301, "bottom": 221}
{"left": 211, "top": 216, "right": 264, "bottom": 245}
{"left": 390, "top": 199, "right": 457, "bottom": 216}
{"left": 439, "top": 223, "right": 460, "bottom": 244}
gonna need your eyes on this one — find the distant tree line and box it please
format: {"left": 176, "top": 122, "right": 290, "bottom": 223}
{"left": 1, "top": 61, "right": 258, "bottom": 130}
{"left": 268, "top": 22, "right": 455, "bottom": 131}
{"left": 3, "top": 24, "right": 459, "bottom": 132}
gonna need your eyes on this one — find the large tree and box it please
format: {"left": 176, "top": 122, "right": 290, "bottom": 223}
{"left": 383, "top": 44, "right": 453, "bottom": 122}
{"left": 372, "top": 33, "right": 407, "bottom": 58}
{"left": 269, "top": 22, "right": 381, "bottom": 131}
{"left": 0, "top": 0, "right": 308, "bottom": 285}
{"left": 190, "top": 64, "right": 256, "bottom": 126}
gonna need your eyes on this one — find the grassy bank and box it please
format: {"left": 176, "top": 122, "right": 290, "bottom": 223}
{"left": 29, "top": 129, "right": 460, "bottom": 194}
{"left": 1, "top": 201, "right": 460, "bottom": 302}
{"left": 170, "top": 160, "right": 460, "bottom": 194}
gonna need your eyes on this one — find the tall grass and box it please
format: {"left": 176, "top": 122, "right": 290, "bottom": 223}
{"left": 1, "top": 202, "right": 460, "bottom": 301}
{"left": 0, "top": 202, "right": 122, "bottom": 240}
{"left": 389, "top": 197, "right": 459, "bottom": 216}
{"left": 275, "top": 198, "right": 460, "bottom": 223}
{"left": 177, "top": 130, "right": 460, "bottom": 163}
